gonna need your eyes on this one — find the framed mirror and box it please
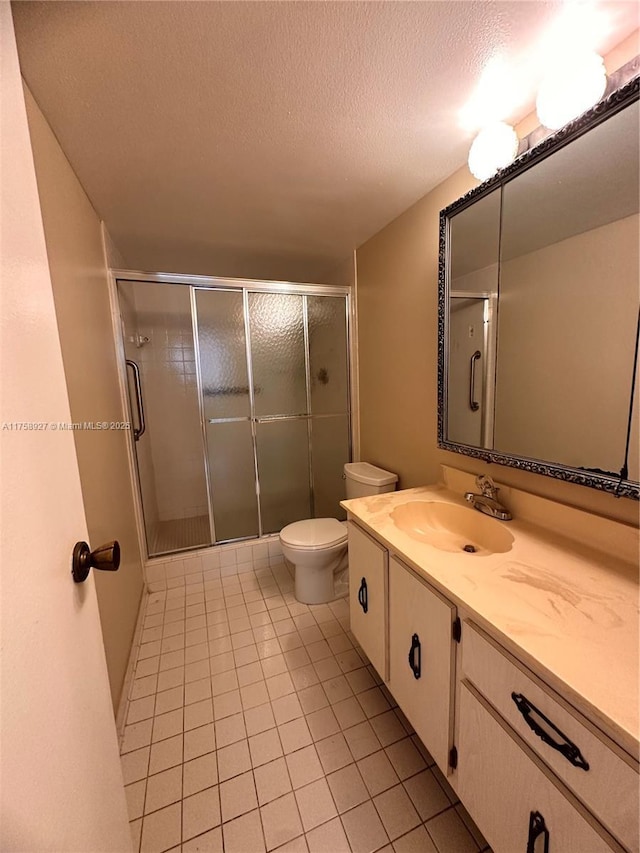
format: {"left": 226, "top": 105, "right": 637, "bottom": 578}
{"left": 438, "top": 75, "right": 639, "bottom": 499}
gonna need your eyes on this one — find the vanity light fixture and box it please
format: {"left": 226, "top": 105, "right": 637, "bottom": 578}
{"left": 536, "top": 50, "right": 607, "bottom": 130}
{"left": 467, "top": 121, "right": 519, "bottom": 182}
{"left": 462, "top": 2, "right": 613, "bottom": 181}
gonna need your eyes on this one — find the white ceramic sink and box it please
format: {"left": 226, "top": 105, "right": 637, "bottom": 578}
{"left": 390, "top": 500, "right": 514, "bottom": 555}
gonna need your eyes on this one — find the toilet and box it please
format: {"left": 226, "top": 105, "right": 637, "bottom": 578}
{"left": 280, "top": 462, "right": 398, "bottom": 604}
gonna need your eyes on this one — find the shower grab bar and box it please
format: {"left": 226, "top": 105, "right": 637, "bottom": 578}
{"left": 469, "top": 350, "right": 481, "bottom": 412}
{"left": 126, "top": 359, "right": 146, "bottom": 441}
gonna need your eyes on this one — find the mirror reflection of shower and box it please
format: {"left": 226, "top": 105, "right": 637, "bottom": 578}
{"left": 448, "top": 294, "right": 496, "bottom": 448}
{"left": 117, "top": 278, "right": 351, "bottom": 558}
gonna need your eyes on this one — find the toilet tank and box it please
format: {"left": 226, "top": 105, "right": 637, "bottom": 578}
{"left": 344, "top": 462, "right": 398, "bottom": 499}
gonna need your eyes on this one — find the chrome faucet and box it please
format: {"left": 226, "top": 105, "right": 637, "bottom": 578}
{"left": 464, "top": 475, "right": 512, "bottom": 521}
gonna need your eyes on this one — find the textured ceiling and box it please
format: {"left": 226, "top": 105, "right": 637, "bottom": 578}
{"left": 11, "top": 1, "right": 639, "bottom": 283}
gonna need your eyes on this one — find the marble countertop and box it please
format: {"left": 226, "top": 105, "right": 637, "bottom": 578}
{"left": 341, "top": 484, "right": 639, "bottom": 759}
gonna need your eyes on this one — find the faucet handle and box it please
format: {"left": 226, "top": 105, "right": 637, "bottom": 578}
{"left": 476, "top": 474, "right": 498, "bottom": 498}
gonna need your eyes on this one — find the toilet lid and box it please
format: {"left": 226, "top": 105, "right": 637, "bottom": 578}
{"left": 280, "top": 518, "right": 347, "bottom": 550}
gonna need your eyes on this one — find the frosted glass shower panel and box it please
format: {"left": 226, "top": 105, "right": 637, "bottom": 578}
{"left": 207, "top": 421, "right": 259, "bottom": 541}
{"left": 308, "top": 296, "right": 349, "bottom": 415}
{"left": 312, "top": 415, "right": 350, "bottom": 520}
{"left": 257, "top": 419, "right": 311, "bottom": 534}
{"left": 249, "top": 293, "right": 307, "bottom": 416}
{"left": 195, "top": 289, "right": 250, "bottom": 420}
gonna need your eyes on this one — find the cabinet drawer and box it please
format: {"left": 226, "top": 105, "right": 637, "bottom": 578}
{"left": 388, "top": 556, "right": 455, "bottom": 773}
{"left": 458, "top": 681, "right": 621, "bottom": 853}
{"left": 348, "top": 522, "right": 387, "bottom": 679}
{"left": 462, "top": 621, "right": 639, "bottom": 852}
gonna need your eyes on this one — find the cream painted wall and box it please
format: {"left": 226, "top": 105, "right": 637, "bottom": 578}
{"left": 356, "top": 137, "right": 639, "bottom": 526}
{"left": 23, "top": 85, "right": 144, "bottom": 708}
{"left": 328, "top": 252, "right": 360, "bottom": 461}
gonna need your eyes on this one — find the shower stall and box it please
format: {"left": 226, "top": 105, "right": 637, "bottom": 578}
{"left": 116, "top": 274, "right": 352, "bottom": 557}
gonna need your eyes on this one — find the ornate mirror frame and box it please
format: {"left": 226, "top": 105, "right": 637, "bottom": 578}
{"left": 437, "top": 74, "right": 640, "bottom": 500}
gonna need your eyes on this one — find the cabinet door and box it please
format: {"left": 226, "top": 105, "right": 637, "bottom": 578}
{"left": 462, "top": 621, "right": 639, "bottom": 852}
{"left": 388, "top": 556, "right": 455, "bottom": 773}
{"left": 457, "top": 682, "right": 617, "bottom": 853}
{"left": 348, "top": 522, "right": 387, "bottom": 680}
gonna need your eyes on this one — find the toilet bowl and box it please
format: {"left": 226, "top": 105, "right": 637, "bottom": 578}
{"left": 280, "top": 518, "right": 348, "bottom": 605}
{"left": 280, "top": 462, "right": 398, "bottom": 605}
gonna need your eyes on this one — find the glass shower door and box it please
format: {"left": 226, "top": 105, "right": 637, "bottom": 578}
{"left": 193, "top": 289, "right": 259, "bottom": 542}
{"left": 120, "top": 279, "right": 351, "bottom": 554}
{"left": 250, "top": 292, "right": 312, "bottom": 534}
{"left": 118, "top": 280, "right": 211, "bottom": 556}
{"left": 308, "top": 296, "right": 350, "bottom": 520}
{"left": 194, "top": 289, "right": 350, "bottom": 541}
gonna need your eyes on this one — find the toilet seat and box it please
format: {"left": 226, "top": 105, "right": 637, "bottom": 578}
{"left": 280, "top": 518, "right": 347, "bottom": 551}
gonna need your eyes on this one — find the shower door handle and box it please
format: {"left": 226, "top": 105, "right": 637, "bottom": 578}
{"left": 126, "top": 359, "right": 146, "bottom": 441}
{"left": 469, "top": 350, "right": 481, "bottom": 412}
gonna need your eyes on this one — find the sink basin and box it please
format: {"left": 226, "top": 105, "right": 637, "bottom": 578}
{"left": 390, "top": 501, "right": 514, "bottom": 555}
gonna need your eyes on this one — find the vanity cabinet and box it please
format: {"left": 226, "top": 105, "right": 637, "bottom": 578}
{"left": 461, "top": 622, "right": 639, "bottom": 852}
{"left": 347, "top": 522, "right": 388, "bottom": 679}
{"left": 457, "top": 681, "right": 617, "bottom": 853}
{"left": 346, "top": 514, "right": 638, "bottom": 853}
{"left": 388, "top": 555, "right": 455, "bottom": 773}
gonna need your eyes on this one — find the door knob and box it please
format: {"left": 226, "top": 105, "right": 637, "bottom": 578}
{"left": 72, "top": 540, "right": 120, "bottom": 583}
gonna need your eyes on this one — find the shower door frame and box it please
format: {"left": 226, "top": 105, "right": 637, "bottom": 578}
{"left": 112, "top": 269, "right": 355, "bottom": 559}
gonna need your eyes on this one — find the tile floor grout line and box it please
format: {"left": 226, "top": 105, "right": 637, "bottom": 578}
{"left": 124, "top": 560, "right": 486, "bottom": 853}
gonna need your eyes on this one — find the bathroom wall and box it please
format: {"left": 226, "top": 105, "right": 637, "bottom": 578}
{"left": 356, "top": 162, "right": 474, "bottom": 485}
{"left": 23, "top": 85, "right": 145, "bottom": 707}
{"left": 328, "top": 252, "right": 360, "bottom": 462}
{"left": 356, "top": 41, "right": 640, "bottom": 526}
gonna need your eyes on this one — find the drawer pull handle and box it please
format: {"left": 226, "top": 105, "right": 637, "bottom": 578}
{"left": 358, "top": 577, "right": 368, "bottom": 614}
{"left": 408, "top": 633, "right": 421, "bottom": 679}
{"left": 526, "top": 811, "right": 549, "bottom": 853}
{"left": 511, "top": 692, "right": 589, "bottom": 771}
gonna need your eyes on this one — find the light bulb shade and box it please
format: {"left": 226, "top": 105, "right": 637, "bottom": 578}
{"left": 536, "top": 51, "right": 606, "bottom": 130}
{"left": 468, "top": 122, "right": 519, "bottom": 182}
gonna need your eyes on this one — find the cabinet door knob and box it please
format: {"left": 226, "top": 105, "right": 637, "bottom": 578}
{"left": 72, "top": 540, "right": 121, "bottom": 583}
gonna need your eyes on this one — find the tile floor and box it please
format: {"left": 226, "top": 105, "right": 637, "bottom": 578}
{"left": 121, "top": 560, "right": 491, "bottom": 853}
